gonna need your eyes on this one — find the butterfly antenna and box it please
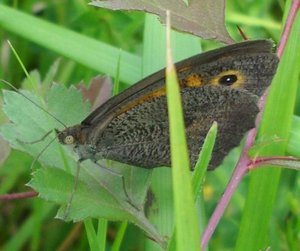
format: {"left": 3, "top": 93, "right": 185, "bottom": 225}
{"left": 0, "top": 79, "right": 67, "bottom": 128}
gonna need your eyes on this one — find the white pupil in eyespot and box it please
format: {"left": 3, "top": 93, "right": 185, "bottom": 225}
{"left": 64, "top": 135, "right": 74, "bottom": 144}
{"left": 219, "top": 74, "right": 238, "bottom": 86}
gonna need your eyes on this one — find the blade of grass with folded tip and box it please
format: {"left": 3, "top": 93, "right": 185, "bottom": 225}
{"left": 165, "top": 11, "right": 200, "bottom": 251}
{"left": 142, "top": 13, "right": 202, "bottom": 251}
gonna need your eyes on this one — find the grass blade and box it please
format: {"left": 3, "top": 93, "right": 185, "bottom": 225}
{"left": 142, "top": 13, "right": 201, "bottom": 251}
{"left": 84, "top": 219, "right": 101, "bottom": 251}
{"left": 192, "top": 122, "right": 217, "bottom": 196}
{"left": 0, "top": 4, "right": 141, "bottom": 84}
{"left": 165, "top": 11, "right": 200, "bottom": 251}
{"left": 111, "top": 221, "right": 128, "bottom": 251}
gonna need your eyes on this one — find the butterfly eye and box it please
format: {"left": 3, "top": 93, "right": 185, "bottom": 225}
{"left": 219, "top": 74, "right": 238, "bottom": 86}
{"left": 64, "top": 135, "right": 74, "bottom": 145}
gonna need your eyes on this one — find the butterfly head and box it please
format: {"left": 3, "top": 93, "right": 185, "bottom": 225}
{"left": 56, "top": 125, "right": 84, "bottom": 146}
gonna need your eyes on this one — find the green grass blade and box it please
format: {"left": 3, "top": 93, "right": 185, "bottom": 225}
{"left": 235, "top": 6, "right": 300, "bottom": 251}
{"left": 6, "top": 41, "right": 33, "bottom": 86}
{"left": 192, "top": 122, "right": 217, "bottom": 196}
{"left": 97, "top": 219, "right": 108, "bottom": 250}
{"left": 168, "top": 122, "right": 217, "bottom": 251}
{"left": 84, "top": 219, "right": 101, "bottom": 251}
{"left": 111, "top": 221, "right": 128, "bottom": 251}
{"left": 0, "top": 4, "right": 141, "bottom": 84}
{"left": 166, "top": 12, "right": 200, "bottom": 251}
{"left": 142, "top": 13, "right": 202, "bottom": 251}
{"left": 30, "top": 199, "right": 43, "bottom": 251}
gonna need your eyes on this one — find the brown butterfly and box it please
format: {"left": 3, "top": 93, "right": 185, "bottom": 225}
{"left": 55, "top": 40, "right": 278, "bottom": 170}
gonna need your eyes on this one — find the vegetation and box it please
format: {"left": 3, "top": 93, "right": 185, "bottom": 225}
{"left": 0, "top": 1, "right": 299, "bottom": 250}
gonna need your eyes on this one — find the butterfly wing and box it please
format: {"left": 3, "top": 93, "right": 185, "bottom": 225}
{"left": 82, "top": 40, "right": 278, "bottom": 169}
{"left": 82, "top": 40, "right": 277, "bottom": 126}
{"left": 92, "top": 85, "right": 258, "bottom": 169}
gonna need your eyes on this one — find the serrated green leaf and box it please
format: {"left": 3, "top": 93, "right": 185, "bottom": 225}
{"left": 0, "top": 85, "right": 164, "bottom": 247}
{"left": 0, "top": 85, "right": 90, "bottom": 168}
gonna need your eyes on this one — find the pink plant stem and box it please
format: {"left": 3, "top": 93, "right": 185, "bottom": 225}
{"left": 201, "top": 129, "right": 254, "bottom": 248}
{"left": 201, "top": 0, "right": 299, "bottom": 248}
{"left": 0, "top": 191, "right": 38, "bottom": 200}
{"left": 277, "top": 0, "right": 300, "bottom": 57}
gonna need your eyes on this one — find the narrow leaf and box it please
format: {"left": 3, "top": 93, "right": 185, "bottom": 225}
{"left": 192, "top": 122, "right": 217, "bottom": 197}
{"left": 165, "top": 11, "right": 200, "bottom": 251}
{"left": 0, "top": 4, "right": 141, "bottom": 84}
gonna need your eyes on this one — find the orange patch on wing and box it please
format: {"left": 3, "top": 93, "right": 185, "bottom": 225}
{"left": 182, "top": 73, "right": 203, "bottom": 88}
{"left": 117, "top": 72, "right": 204, "bottom": 115}
{"left": 117, "top": 86, "right": 166, "bottom": 115}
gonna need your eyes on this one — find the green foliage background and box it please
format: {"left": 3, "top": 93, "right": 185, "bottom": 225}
{"left": 0, "top": 1, "right": 299, "bottom": 251}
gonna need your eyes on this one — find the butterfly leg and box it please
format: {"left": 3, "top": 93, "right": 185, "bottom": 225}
{"left": 93, "top": 161, "right": 140, "bottom": 210}
{"left": 64, "top": 159, "right": 140, "bottom": 219}
{"left": 63, "top": 159, "right": 82, "bottom": 220}
{"left": 17, "top": 130, "right": 53, "bottom": 144}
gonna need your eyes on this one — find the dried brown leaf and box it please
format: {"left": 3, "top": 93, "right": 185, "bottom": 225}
{"left": 77, "top": 75, "right": 113, "bottom": 111}
{"left": 90, "top": 0, "right": 234, "bottom": 44}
